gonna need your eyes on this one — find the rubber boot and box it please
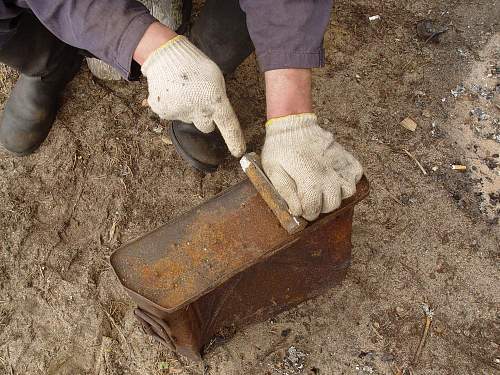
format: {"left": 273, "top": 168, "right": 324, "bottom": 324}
{"left": 0, "top": 12, "right": 83, "bottom": 156}
{"left": 169, "top": 0, "right": 254, "bottom": 173}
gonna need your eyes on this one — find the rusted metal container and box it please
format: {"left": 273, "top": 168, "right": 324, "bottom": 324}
{"left": 110, "top": 176, "right": 369, "bottom": 360}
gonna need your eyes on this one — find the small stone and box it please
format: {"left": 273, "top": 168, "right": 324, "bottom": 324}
{"left": 160, "top": 135, "right": 172, "bottom": 145}
{"left": 434, "top": 325, "right": 444, "bottom": 334}
{"left": 381, "top": 352, "right": 395, "bottom": 362}
{"left": 470, "top": 108, "right": 490, "bottom": 121}
{"left": 372, "top": 321, "right": 380, "bottom": 329}
{"left": 451, "top": 83, "right": 466, "bottom": 97}
{"left": 285, "top": 346, "right": 307, "bottom": 370}
{"left": 152, "top": 124, "right": 164, "bottom": 134}
{"left": 141, "top": 98, "right": 149, "bottom": 107}
{"left": 281, "top": 328, "right": 291, "bottom": 337}
{"left": 431, "top": 166, "right": 438, "bottom": 172}
{"left": 358, "top": 351, "right": 375, "bottom": 360}
{"left": 422, "top": 109, "right": 431, "bottom": 118}
{"left": 395, "top": 306, "right": 405, "bottom": 317}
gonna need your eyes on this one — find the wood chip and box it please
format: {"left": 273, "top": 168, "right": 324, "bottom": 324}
{"left": 401, "top": 117, "right": 418, "bottom": 132}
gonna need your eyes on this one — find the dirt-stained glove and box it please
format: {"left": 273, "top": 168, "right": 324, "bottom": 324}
{"left": 141, "top": 35, "right": 246, "bottom": 157}
{"left": 262, "top": 113, "right": 363, "bottom": 221}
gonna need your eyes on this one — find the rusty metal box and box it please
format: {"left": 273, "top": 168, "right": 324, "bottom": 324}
{"left": 110, "top": 176, "right": 369, "bottom": 360}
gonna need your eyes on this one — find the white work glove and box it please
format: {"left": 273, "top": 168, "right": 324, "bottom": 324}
{"left": 262, "top": 113, "right": 363, "bottom": 221}
{"left": 141, "top": 35, "right": 246, "bottom": 157}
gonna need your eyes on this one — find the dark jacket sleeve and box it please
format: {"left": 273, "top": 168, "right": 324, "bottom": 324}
{"left": 239, "top": 0, "right": 333, "bottom": 71}
{"left": 15, "top": 0, "right": 156, "bottom": 79}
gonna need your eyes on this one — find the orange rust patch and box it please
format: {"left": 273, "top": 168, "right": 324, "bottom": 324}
{"left": 137, "top": 193, "right": 289, "bottom": 309}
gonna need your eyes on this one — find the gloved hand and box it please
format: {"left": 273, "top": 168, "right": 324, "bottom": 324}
{"left": 141, "top": 35, "right": 246, "bottom": 157}
{"left": 262, "top": 113, "right": 363, "bottom": 221}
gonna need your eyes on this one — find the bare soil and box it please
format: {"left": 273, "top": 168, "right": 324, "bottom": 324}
{"left": 0, "top": 1, "right": 499, "bottom": 374}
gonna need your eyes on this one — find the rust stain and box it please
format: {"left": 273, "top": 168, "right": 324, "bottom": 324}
{"left": 135, "top": 193, "right": 288, "bottom": 309}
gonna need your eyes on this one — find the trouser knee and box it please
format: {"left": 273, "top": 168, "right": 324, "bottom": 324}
{"left": 0, "top": 12, "right": 71, "bottom": 77}
{"left": 190, "top": 0, "right": 254, "bottom": 74}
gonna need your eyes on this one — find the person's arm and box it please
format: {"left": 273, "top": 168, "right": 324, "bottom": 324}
{"left": 265, "top": 69, "right": 312, "bottom": 119}
{"left": 132, "top": 21, "right": 177, "bottom": 65}
{"left": 18, "top": 0, "right": 246, "bottom": 156}
{"left": 18, "top": 0, "right": 156, "bottom": 79}
{"left": 240, "top": 0, "right": 364, "bottom": 221}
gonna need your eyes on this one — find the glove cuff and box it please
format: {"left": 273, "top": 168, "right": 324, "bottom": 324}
{"left": 266, "top": 113, "right": 317, "bottom": 127}
{"left": 141, "top": 35, "right": 207, "bottom": 76}
{"left": 265, "top": 113, "right": 317, "bottom": 134}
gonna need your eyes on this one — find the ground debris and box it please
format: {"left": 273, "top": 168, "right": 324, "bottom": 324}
{"left": 470, "top": 84, "right": 495, "bottom": 100}
{"left": 451, "top": 164, "right": 467, "bottom": 172}
{"left": 451, "top": 83, "right": 466, "bottom": 98}
{"left": 470, "top": 108, "right": 490, "bottom": 121}
{"left": 152, "top": 124, "right": 164, "bottom": 134}
{"left": 413, "top": 303, "right": 434, "bottom": 365}
{"left": 416, "top": 19, "right": 448, "bottom": 43}
{"left": 400, "top": 117, "right": 418, "bottom": 132}
{"left": 403, "top": 149, "right": 427, "bottom": 175}
{"left": 284, "top": 346, "right": 307, "bottom": 372}
{"left": 160, "top": 135, "right": 173, "bottom": 145}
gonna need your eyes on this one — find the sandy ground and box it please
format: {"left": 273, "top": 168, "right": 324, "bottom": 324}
{"left": 0, "top": 1, "right": 499, "bottom": 374}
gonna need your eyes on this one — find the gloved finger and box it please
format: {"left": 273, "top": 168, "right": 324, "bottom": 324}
{"left": 339, "top": 175, "right": 357, "bottom": 199}
{"left": 320, "top": 177, "right": 343, "bottom": 213}
{"left": 212, "top": 98, "right": 246, "bottom": 157}
{"left": 193, "top": 113, "right": 216, "bottom": 134}
{"left": 265, "top": 164, "right": 302, "bottom": 217}
{"left": 297, "top": 181, "right": 322, "bottom": 221}
{"left": 327, "top": 143, "right": 364, "bottom": 183}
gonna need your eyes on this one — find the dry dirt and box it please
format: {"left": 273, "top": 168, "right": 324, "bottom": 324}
{"left": 0, "top": 1, "right": 499, "bottom": 374}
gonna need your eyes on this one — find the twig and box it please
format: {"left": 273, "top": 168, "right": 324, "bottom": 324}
{"left": 413, "top": 303, "right": 434, "bottom": 365}
{"left": 5, "top": 346, "right": 13, "bottom": 375}
{"left": 95, "top": 336, "right": 113, "bottom": 375}
{"left": 403, "top": 149, "right": 428, "bottom": 176}
{"left": 100, "top": 306, "right": 133, "bottom": 357}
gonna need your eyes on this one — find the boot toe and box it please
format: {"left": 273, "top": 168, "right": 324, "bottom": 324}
{"left": 169, "top": 121, "right": 229, "bottom": 173}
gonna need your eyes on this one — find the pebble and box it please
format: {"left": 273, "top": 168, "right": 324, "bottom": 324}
{"left": 434, "top": 325, "right": 444, "bottom": 334}
{"left": 381, "top": 352, "right": 395, "bottom": 362}
{"left": 160, "top": 135, "right": 173, "bottom": 145}
{"left": 153, "top": 125, "right": 164, "bottom": 134}
{"left": 395, "top": 306, "right": 405, "bottom": 317}
{"left": 281, "top": 328, "right": 291, "bottom": 337}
